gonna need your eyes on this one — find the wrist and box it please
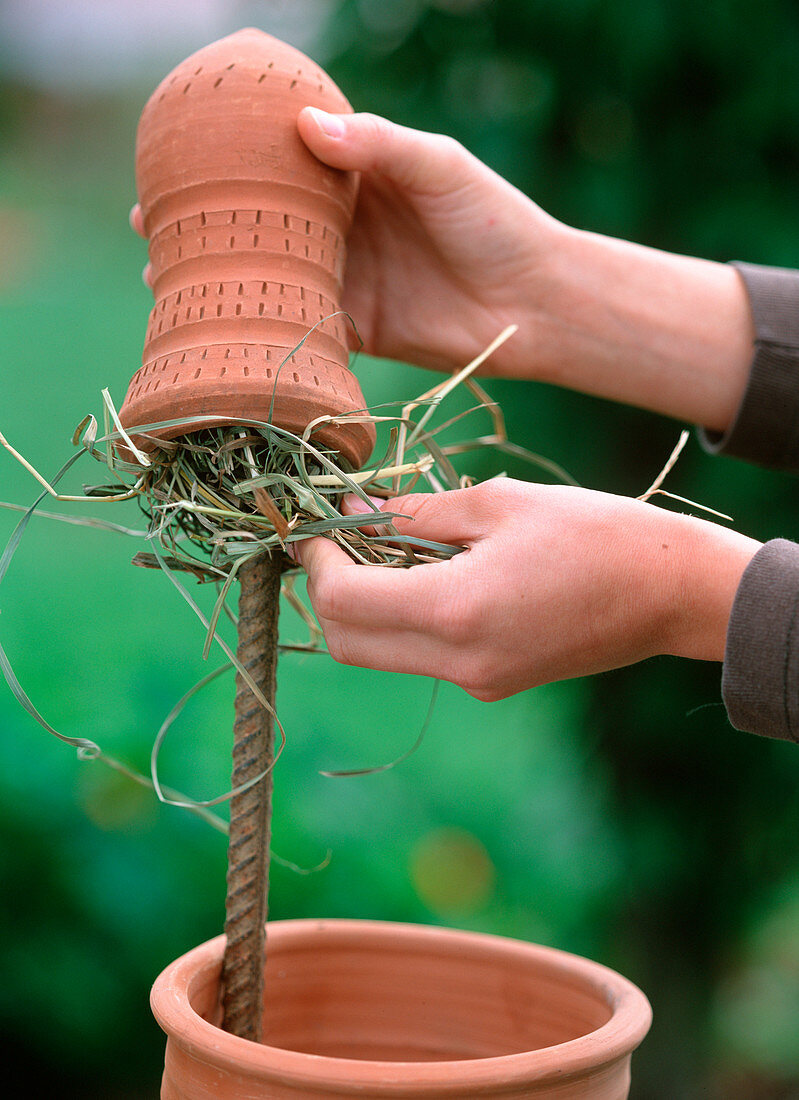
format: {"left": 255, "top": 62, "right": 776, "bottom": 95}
{"left": 529, "top": 226, "right": 753, "bottom": 428}
{"left": 662, "top": 515, "right": 762, "bottom": 663}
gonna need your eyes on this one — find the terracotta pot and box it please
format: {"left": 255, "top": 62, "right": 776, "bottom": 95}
{"left": 151, "top": 918, "right": 651, "bottom": 1098}
{"left": 119, "top": 28, "right": 374, "bottom": 469}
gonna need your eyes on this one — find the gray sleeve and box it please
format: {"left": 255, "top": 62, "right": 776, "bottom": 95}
{"left": 699, "top": 262, "right": 799, "bottom": 471}
{"left": 722, "top": 539, "right": 799, "bottom": 742}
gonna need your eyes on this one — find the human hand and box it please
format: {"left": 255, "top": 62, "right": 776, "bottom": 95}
{"left": 297, "top": 479, "right": 761, "bottom": 701}
{"left": 297, "top": 110, "right": 754, "bottom": 430}
{"left": 296, "top": 108, "right": 563, "bottom": 378}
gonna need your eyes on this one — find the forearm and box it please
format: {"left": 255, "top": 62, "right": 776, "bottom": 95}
{"left": 517, "top": 226, "right": 754, "bottom": 432}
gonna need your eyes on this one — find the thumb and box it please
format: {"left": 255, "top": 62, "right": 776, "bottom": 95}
{"left": 297, "top": 108, "right": 470, "bottom": 195}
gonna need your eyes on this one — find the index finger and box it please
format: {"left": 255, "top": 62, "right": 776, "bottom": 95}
{"left": 298, "top": 533, "right": 449, "bottom": 631}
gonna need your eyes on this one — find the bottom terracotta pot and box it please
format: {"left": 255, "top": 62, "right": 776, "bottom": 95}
{"left": 151, "top": 918, "right": 652, "bottom": 1099}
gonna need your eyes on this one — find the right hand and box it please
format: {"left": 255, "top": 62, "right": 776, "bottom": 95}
{"left": 296, "top": 108, "right": 564, "bottom": 378}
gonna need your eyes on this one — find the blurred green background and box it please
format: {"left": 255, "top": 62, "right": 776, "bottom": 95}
{"left": 2, "top": 0, "right": 799, "bottom": 1096}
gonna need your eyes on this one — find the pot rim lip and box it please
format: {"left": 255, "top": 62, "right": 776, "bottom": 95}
{"left": 151, "top": 917, "right": 652, "bottom": 1090}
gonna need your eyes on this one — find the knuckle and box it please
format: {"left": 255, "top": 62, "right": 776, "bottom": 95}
{"left": 325, "top": 628, "right": 356, "bottom": 667}
{"left": 458, "top": 653, "right": 503, "bottom": 701}
{"left": 357, "top": 111, "right": 392, "bottom": 145}
{"left": 436, "top": 133, "right": 468, "bottom": 166}
{"left": 309, "top": 575, "right": 349, "bottom": 624}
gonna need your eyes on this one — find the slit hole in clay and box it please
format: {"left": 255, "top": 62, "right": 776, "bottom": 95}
{"left": 313, "top": 375, "right": 319, "bottom": 386}
{"left": 253, "top": 234, "right": 259, "bottom": 247}
{"left": 293, "top": 372, "right": 300, "bottom": 383}
{"left": 289, "top": 80, "right": 297, "bottom": 90}
{"left": 258, "top": 73, "right": 266, "bottom": 83}
{"left": 183, "top": 83, "right": 191, "bottom": 94}
{"left": 243, "top": 364, "right": 250, "bottom": 376}
{"left": 194, "top": 369, "right": 201, "bottom": 379}
{"left": 229, "top": 236, "right": 235, "bottom": 248}
{"left": 238, "top": 282, "right": 244, "bottom": 294}
{"left": 173, "top": 373, "right": 180, "bottom": 384}
{"left": 199, "top": 306, "right": 205, "bottom": 319}
{"left": 227, "top": 63, "right": 235, "bottom": 70}
{"left": 258, "top": 303, "right": 264, "bottom": 315}
{"left": 221, "top": 366, "right": 227, "bottom": 376}
{"left": 214, "top": 77, "right": 223, "bottom": 88}
{"left": 235, "top": 304, "right": 242, "bottom": 315}
{"left": 266, "top": 368, "right": 273, "bottom": 378}
{"left": 217, "top": 304, "right": 223, "bottom": 317}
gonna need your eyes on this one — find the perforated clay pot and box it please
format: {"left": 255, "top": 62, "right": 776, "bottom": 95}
{"left": 119, "top": 27, "right": 374, "bottom": 469}
{"left": 151, "top": 918, "right": 652, "bottom": 1099}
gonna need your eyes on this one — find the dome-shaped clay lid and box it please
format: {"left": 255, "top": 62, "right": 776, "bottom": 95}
{"left": 119, "top": 28, "right": 374, "bottom": 470}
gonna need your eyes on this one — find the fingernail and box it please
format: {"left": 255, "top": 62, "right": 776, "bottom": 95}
{"left": 306, "top": 106, "right": 346, "bottom": 139}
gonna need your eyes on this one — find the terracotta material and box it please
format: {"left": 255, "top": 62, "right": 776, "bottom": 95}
{"left": 151, "top": 918, "right": 652, "bottom": 1098}
{"left": 119, "top": 28, "right": 374, "bottom": 469}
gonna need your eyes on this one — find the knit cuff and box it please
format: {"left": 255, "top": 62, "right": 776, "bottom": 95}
{"left": 723, "top": 538, "right": 799, "bottom": 741}
{"left": 699, "top": 262, "right": 799, "bottom": 471}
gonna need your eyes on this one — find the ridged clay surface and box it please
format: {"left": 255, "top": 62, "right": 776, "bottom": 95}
{"left": 119, "top": 28, "right": 374, "bottom": 469}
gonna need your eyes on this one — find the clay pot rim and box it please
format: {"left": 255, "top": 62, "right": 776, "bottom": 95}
{"left": 151, "top": 917, "right": 652, "bottom": 1091}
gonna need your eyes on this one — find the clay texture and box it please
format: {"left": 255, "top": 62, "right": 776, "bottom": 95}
{"left": 119, "top": 28, "right": 374, "bottom": 469}
{"left": 151, "top": 918, "right": 652, "bottom": 1099}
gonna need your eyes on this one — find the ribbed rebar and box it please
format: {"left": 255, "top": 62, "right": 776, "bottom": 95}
{"left": 221, "top": 551, "right": 282, "bottom": 1041}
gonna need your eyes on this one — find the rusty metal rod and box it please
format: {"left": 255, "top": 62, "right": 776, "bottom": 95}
{"left": 221, "top": 551, "right": 282, "bottom": 1041}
